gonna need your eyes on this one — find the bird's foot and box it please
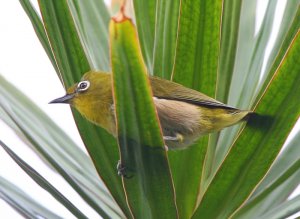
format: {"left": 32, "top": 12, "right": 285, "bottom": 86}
{"left": 163, "top": 133, "right": 184, "bottom": 142}
{"left": 117, "top": 160, "right": 133, "bottom": 179}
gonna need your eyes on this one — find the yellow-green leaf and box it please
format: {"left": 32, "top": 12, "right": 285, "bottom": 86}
{"left": 110, "top": 14, "right": 178, "bottom": 218}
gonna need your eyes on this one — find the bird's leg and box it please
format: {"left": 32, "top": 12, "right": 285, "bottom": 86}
{"left": 116, "top": 160, "right": 126, "bottom": 176}
{"left": 116, "top": 160, "right": 133, "bottom": 179}
{"left": 163, "top": 133, "right": 184, "bottom": 142}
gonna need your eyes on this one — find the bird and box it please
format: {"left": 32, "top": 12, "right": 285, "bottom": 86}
{"left": 50, "top": 71, "right": 252, "bottom": 150}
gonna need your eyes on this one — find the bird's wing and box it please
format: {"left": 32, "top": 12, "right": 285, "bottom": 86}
{"left": 150, "top": 76, "right": 237, "bottom": 110}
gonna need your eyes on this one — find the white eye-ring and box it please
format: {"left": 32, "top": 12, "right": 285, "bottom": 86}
{"left": 77, "top": 80, "right": 90, "bottom": 92}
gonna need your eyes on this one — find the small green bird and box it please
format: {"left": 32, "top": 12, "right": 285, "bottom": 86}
{"left": 50, "top": 71, "right": 252, "bottom": 150}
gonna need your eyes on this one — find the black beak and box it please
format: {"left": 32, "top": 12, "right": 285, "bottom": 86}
{"left": 49, "top": 93, "right": 75, "bottom": 104}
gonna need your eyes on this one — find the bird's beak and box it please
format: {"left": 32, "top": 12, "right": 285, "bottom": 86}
{"left": 49, "top": 93, "right": 75, "bottom": 104}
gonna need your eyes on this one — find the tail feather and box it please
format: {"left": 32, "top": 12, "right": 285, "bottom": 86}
{"left": 225, "top": 110, "right": 254, "bottom": 127}
{"left": 241, "top": 111, "right": 256, "bottom": 121}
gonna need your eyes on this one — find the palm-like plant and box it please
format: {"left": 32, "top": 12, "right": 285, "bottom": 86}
{"left": 1, "top": 0, "right": 300, "bottom": 218}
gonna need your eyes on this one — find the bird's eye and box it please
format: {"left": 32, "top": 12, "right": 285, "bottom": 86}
{"left": 77, "top": 81, "right": 90, "bottom": 92}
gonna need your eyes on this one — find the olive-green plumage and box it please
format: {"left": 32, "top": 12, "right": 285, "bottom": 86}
{"left": 50, "top": 71, "right": 252, "bottom": 149}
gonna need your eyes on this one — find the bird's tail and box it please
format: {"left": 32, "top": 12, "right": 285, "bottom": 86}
{"left": 241, "top": 110, "right": 256, "bottom": 121}
{"left": 223, "top": 110, "right": 255, "bottom": 128}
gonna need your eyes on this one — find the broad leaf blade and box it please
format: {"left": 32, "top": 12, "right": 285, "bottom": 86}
{"left": 133, "top": 0, "right": 180, "bottom": 79}
{"left": 252, "top": 128, "right": 300, "bottom": 196}
{"left": 110, "top": 15, "right": 177, "bottom": 218}
{"left": 193, "top": 31, "right": 300, "bottom": 219}
{"left": 233, "top": 129, "right": 300, "bottom": 218}
{"left": 37, "top": 1, "right": 130, "bottom": 216}
{"left": 213, "top": 1, "right": 300, "bottom": 178}
{"left": 216, "top": 0, "right": 242, "bottom": 103}
{"left": 203, "top": 0, "right": 243, "bottom": 198}
{"left": 172, "top": 0, "right": 222, "bottom": 91}
{"left": 253, "top": 5, "right": 300, "bottom": 106}
{"left": 207, "top": 1, "right": 299, "bottom": 200}
{"left": 233, "top": 159, "right": 300, "bottom": 218}
{"left": 168, "top": 1, "right": 223, "bottom": 217}
{"left": 225, "top": 7, "right": 300, "bottom": 217}
{"left": 152, "top": 0, "right": 180, "bottom": 79}
{"left": 67, "top": 0, "right": 111, "bottom": 71}
{"left": 211, "top": 0, "right": 265, "bottom": 178}
{"left": 132, "top": 0, "right": 156, "bottom": 73}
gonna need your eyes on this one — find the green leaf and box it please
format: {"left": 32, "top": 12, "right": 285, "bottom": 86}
{"left": 216, "top": 0, "right": 242, "bottom": 103}
{"left": 0, "top": 177, "right": 61, "bottom": 219}
{"left": 256, "top": 194, "right": 300, "bottom": 219}
{"left": 168, "top": 139, "right": 208, "bottom": 218}
{"left": 133, "top": 0, "right": 180, "bottom": 79}
{"left": 110, "top": 15, "right": 177, "bottom": 218}
{"left": 211, "top": 0, "right": 266, "bottom": 179}
{"left": 212, "top": 0, "right": 300, "bottom": 184}
{"left": 254, "top": 5, "right": 300, "bottom": 106}
{"left": 152, "top": 0, "right": 180, "bottom": 79}
{"left": 0, "top": 141, "right": 88, "bottom": 219}
{"left": 132, "top": 0, "right": 156, "bottom": 73}
{"left": 193, "top": 31, "right": 300, "bottom": 219}
{"left": 221, "top": 7, "right": 300, "bottom": 217}
{"left": 233, "top": 158, "right": 300, "bottom": 218}
{"left": 166, "top": 1, "right": 223, "bottom": 217}
{"left": 253, "top": 129, "right": 300, "bottom": 195}
{"left": 234, "top": 172, "right": 300, "bottom": 219}
{"left": 37, "top": 1, "right": 130, "bottom": 216}
{"left": 203, "top": 0, "right": 243, "bottom": 198}
{"left": 232, "top": 129, "right": 300, "bottom": 218}
{"left": 67, "top": 0, "right": 111, "bottom": 71}
{"left": 38, "top": 0, "right": 90, "bottom": 85}
{"left": 14, "top": 1, "right": 300, "bottom": 218}
{"left": 228, "top": 0, "right": 276, "bottom": 108}
{"left": 172, "top": 0, "right": 222, "bottom": 92}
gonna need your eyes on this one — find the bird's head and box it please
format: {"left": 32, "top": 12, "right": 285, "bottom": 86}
{"left": 50, "top": 71, "right": 112, "bottom": 105}
{"left": 49, "top": 71, "right": 113, "bottom": 128}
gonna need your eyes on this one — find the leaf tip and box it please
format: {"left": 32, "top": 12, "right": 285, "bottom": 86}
{"left": 112, "top": 1, "right": 130, "bottom": 23}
